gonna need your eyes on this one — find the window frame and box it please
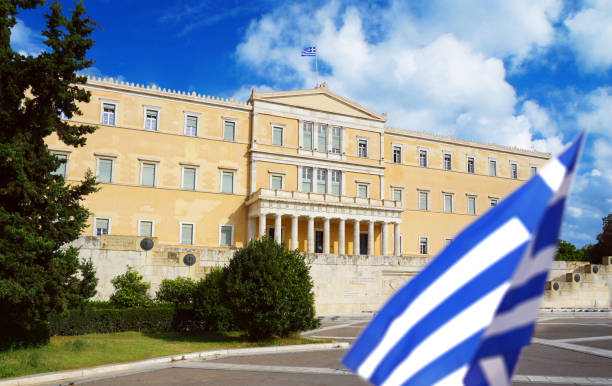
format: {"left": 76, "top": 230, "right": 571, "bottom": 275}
{"left": 100, "top": 99, "right": 118, "bottom": 126}
{"left": 93, "top": 216, "right": 111, "bottom": 236}
{"left": 184, "top": 112, "right": 200, "bottom": 137}
{"left": 219, "top": 169, "right": 236, "bottom": 194}
{"left": 223, "top": 119, "right": 237, "bottom": 142}
{"left": 392, "top": 187, "right": 403, "bottom": 203}
{"left": 302, "top": 122, "right": 314, "bottom": 150}
{"left": 510, "top": 162, "right": 519, "bottom": 179}
{"left": 443, "top": 152, "right": 452, "bottom": 171}
{"left": 138, "top": 219, "right": 155, "bottom": 237}
{"left": 271, "top": 124, "right": 284, "bottom": 146}
{"left": 331, "top": 126, "right": 342, "bottom": 154}
{"left": 219, "top": 224, "right": 234, "bottom": 247}
{"left": 317, "top": 124, "right": 328, "bottom": 152}
{"left": 357, "top": 138, "right": 368, "bottom": 158}
{"left": 181, "top": 166, "right": 198, "bottom": 190}
{"left": 490, "top": 198, "right": 499, "bottom": 207}
{"left": 269, "top": 173, "right": 284, "bottom": 190}
{"left": 419, "top": 236, "right": 429, "bottom": 255}
{"left": 143, "top": 105, "right": 161, "bottom": 131}
{"left": 467, "top": 156, "right": 475, "bottom": 174}
{"left": 140, "top": 161, "right": 158, "bottom": 187}
{"left": 330, "top": 170, "right": 342, "bottom": 195}
{"left": 357, "top": 183, "right": 369, "bottom": 198}
{"left": 316, "top": 169, "right": 327, "bottom": 194}
{"left": 96, "top": 157, "right": 114, "bottom": 183}
{"left": 467, "top": 195, "right": 477, "bottom": 215}
{"left": 530, "top": 165, "right": 538, "bottom": 177}
{"left": 418, "top": 148, "right": 428, "bottom": 167}
{"left": 301, "top": 167, "right": 313, "bottom": 192}
{"left": 443, "top": 193, "right": 454, "bottom": 213}
{"left": 52, "top": 152, "right": 69, "bottom": 178}
{"left": 392, "top": 144, "right": 402, "bottom": 164}
{"left": 180, "top": 222, "right": 195, "bottom": 245}
{"left": 418, "top": 190, "right": 429, "bottom": 211}
{"left": 489, "top": 159, "right": 497, "bottom": 177}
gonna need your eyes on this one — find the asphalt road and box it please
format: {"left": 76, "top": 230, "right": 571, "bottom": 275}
{"left": 60, "top": 313, "right": 612, "bottom": 386}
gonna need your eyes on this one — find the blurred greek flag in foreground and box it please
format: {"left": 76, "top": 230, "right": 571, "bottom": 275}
{"left": 343, "top": 133, "right": 585, "bottom": 386}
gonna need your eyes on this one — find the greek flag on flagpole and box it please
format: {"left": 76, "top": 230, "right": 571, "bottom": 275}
{"left": 343, "top": 132, "right": 585, "bottom": 386}
{"left": 301, "top": 46, "right": 316, "bottom": 56}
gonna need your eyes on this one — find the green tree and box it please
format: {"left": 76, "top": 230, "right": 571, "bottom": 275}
{"left": 586, "top": 214, "right": 612, "bottom": 264}
{"left": 555, "top": 240, "right": 586, "bottom": 261}
{"left": 224, "top": 237, "right": 319, "bottom": 341}
{"left": 109, "top": 266, "right": 152, "bottom": 308}
{"left": 192, "top": 269, "right": 233, "bottom": 332}
{"left": 156, "top": 276, "right": 196, "bottom": 310}
{"left": 0, "top": 1, "right": 99, "bottom": 349}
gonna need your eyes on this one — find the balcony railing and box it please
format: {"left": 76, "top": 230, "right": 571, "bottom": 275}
{"left": 250, "top": 188, "right": 403, "bottom": 209}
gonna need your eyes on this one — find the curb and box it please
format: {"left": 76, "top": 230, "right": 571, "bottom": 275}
{"left": 0, "top": 342, "right": 350, "bottom": 386}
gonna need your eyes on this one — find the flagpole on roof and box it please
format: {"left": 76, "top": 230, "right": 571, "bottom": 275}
{"left": 315, "top": 48, "right": 319, "bottom": 87}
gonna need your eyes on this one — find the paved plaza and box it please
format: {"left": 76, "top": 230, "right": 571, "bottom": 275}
{"left": 49, "top": 313, "right": 612, "bottom": 385}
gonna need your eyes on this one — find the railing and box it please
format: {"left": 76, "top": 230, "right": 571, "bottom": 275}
{"left": 251, "top": 188, "right": 403, "bottom": 209}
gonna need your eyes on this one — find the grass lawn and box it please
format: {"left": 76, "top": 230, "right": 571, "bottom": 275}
{"left": 0, "top": 331, "right": 328, "bottom": 379}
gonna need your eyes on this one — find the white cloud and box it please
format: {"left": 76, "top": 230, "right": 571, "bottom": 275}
{"left": 577, "top": 87, "right": 612, "bottom": 135}
{"left": 10, "top": 18, "right": 43, "bottom": 56}
{"left": 565, "top": 0, "right": 612, "bottom": 71}
{"left": 235, "top": 1, "right": 565, "bottom": 152}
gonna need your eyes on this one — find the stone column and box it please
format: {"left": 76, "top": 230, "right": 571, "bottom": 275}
{"left": 353, "top": 220, "right": 360, "bottom": 255}
{"left": 258, "top": 213, "right": 266, "bottom": 238}
{"left": 338, "top": 219, "right": 346, "bottom": 255}
{"left": 247, "top": 217, "right": 255, "bottom": 242}
{"left": 307, "top": 216, "right": 315, "bottom": 253}
{"left": 394, "top": 222, "right": 401, "bottom": 256}
{"left": 323, "top": 217, "right": 330, "bottom": 254}
{"left": 274, "top": 213, "right": 282, "bottom": 244}
{"left": 368, "top": 220, "right": 374, "bottom": 255}
{"left": 291, "top": 215, "right": 298, "bottom": 250}
{"left": 381, "top": 222, "right": 388, "bottom": 256}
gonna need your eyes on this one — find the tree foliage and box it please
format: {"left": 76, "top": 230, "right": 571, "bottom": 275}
{"left": 555, "top": 240, "right": 587, "bottom": 261}
{"left": 155, "top": 276, "right": 196, "bottom": 310}
{"left": 586, "top": 214, "right": 612, "bottom": 264}
{"left": 0, "top": 1, "right": 99, "bottom": 349}
{"left": 192, "top": 268, "right": 233, "bottom": 332}
{"left": 109, "top": 266, "right": 152, "bottom": 309}
{"left": 224, "top": 237, "right": 318, "bottom": 341}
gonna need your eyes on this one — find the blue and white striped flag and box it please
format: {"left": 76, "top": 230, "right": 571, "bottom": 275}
{"left": 343, "top": 133, "right": 585, "bottom": 386}
{"left": 301, "top": 46, "right": 316, "bottom": 56}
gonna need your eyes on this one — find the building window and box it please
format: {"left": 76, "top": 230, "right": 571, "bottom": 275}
{"left": 94, "top": 217, "right": 110, "bottom": 236}
{"left": 393, "top": 145, "right": 402, "bottom": 164}
{"left": 145, "top": 109, "right": 158, "bottom": 131}
{"left": 317, "top": 124, "right": 327, "bottom": 152}
{"left": 530, "top": 166, "right": 537, "bottom": 177}
{"left": 316, "top": 169, "right": 327, "bottom": 193}
{"left": 419, "top": 149, "right": 428, "bottom": 167}
{"left": 96, "top": 158, "right": 113, "bottom": 183}
{"left": 418, "top": 191, "right": 429, "bottom": 210}
{"left": 303, "top": 122, "right": 313, "bottom": 150}
{"left": 141, "top": 162, "right": 156, "bottom": 187}
{"left": 102, "top": 103, "right": 116, "bottom": 126}
{"left": 443, "top": 153, "right": 452, "bottom": 170}
{"left": 270, "top": 174, "right": 283, "bottom": 190}
{"left": 419, "top": 237, "right": 429, "bottom": 254}
{"left": 180, "top": 223, "right": 194, "bottom": 245}
{"left": 511, "top": 163, "right": 518, "bottom": 179}
{"left": 182, "top": 167, "right": 196, "bottom": 190}
{"left": 331, "top": 170, "right": 341, "bottom": 195}
{"left": 490, "top": 198, "right": 498, "bottom": 207}
{"left": 358, "top": 139, "right": 368, "bottom": 158}
{"left": 302, "top": 167, "right": 313, "bottom": 192}
{"left": 357, "top": 184, "right": 368, "bottom": 198}
{"left": 52, "top": 153, "right": 68, "bottom": 178}
{"left": 392, "top": 188, "right": 402, "bottom": 202}
{"left": 272, "top": 125, "right": 283, "bottom": 146}
{"left": 467, "top": 157, "right": 475, "bottom": 174}
{"left": 444, "top": 194, "right": 453, "bottom": 213}
{"left": 467, "top": 196, "right": 476, "bottom": 215}
{"left": 139, "top": 220, "right": 153, "bottom": 237}
{"left": 219, "top": 225, "right": 233, "bottom": 247}
{"left": 185, "top": 115, "right": 198, "bottom": 136}
{"left": 444, "top": 238, "right": 453, "bottom": 247}
{"left": 331, "top": 127, "right": 341, "bottom": 154}
{"left": 489, "top": 160, "right": 497, "bottom": 176}
{"left": 221, "top": 171, "right": 234, "bottom": 194}
{"left": 223, "top": 121, "right": 236, "bottom": 141}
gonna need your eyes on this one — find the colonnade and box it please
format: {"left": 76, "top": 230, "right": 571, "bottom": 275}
{"left": 249, "top": 214, "right": 401, "bottom": 256}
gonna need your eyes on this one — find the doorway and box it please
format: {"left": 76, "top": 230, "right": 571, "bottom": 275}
{"left": 315, "top": 230, "right": 323, "bottom": 253}
{"left": 359, "top": 233, "right": 368, "bottom": 255}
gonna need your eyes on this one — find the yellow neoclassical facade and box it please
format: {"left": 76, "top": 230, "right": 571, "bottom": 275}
{"left": 46, "top": 77, "right": 550, "bottom": 257}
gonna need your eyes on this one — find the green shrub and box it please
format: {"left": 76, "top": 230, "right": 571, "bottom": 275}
{"left": 192, "top": 268, "right": 233, "bottom": 332}
{"left": 156, "top": 277, "right": 196, "bottom": 309}
{"left": 49, "top": 305, "right": 175, "bottom": 335}
{"left": 224, "top": 237, "right": 319, "bottom": 340}
{"left": 109, "top": 266, "right": 152, "bottom": 308}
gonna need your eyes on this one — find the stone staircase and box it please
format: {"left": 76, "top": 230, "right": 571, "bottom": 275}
{"left": 542, "top": 257, "right": 612, "bottom": 310}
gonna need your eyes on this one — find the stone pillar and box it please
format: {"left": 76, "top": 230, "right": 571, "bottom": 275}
{"left": 353, "top": 220, "right": 360, "bottom": 255}
{"left": 247, "top": 217, "right": 255, "bottom": 242}
{"left": 394, "top": 222, "right": 401, "bottom": 256}
{"left": 338, "top": 219, "right": 346, "bottom": 255}
{"left": 291, "top": 215, "right": 298, "bottom": 250}
{"left": 258, "top": 213, "right": 266, "bottom": 238}
{"left": 323, "top": 218, "right": 330, "bottom": 254}
{"left": 307, "top": 216, "right": 315, "bottom": 253}
{"left": 274, "top": 213, "right": 282, "bottom": 244}
{"left": 381, "top": 222, "right": 388, "bottom": 256}
{"left": 368, "top": 220, "right": 374, "bottom": 255}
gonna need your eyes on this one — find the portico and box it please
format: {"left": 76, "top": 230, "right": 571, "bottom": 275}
{"left": 247, "top": 188, "right": 403, "bottom": 256}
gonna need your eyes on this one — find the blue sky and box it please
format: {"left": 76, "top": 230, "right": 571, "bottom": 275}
{"left": 11, "top": 0, "right": 612, "bottom": 247}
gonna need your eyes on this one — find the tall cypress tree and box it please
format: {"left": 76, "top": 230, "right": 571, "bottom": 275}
{"left": 0, "top": 0, "right": 99, "bottom": 349}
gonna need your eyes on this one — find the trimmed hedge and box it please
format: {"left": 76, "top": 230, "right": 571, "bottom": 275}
{"left": 49, "top": 306, "right": 175, "bottom": 336}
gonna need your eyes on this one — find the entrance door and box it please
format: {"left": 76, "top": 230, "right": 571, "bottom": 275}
{"left": 359, "top": 233, "right": 368, "bottom": 255}
{"left": 315, "top": 231, "right": 324, "bottom": 253}
{"left": 268, "top": 227, "right": 274, "bottom": 239}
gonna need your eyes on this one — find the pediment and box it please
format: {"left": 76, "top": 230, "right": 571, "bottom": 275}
{"left": 254, "top": 85, "right": 386, "bottom": 122}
